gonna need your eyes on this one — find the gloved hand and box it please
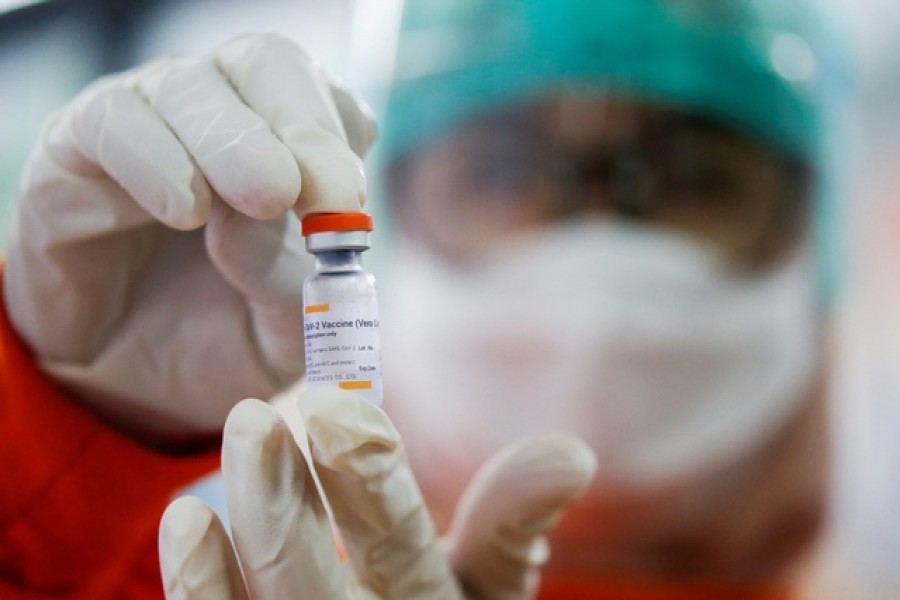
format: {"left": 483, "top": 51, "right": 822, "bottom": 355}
{"left": 159, "top": 386, "right": 598, "bottom": 599}
{"left": 3, "top": 34, "right": 376, "bottom": 446}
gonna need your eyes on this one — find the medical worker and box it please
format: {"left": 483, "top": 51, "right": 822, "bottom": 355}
{"left": 377, "top": 1, "right": 838, "bottom": 597}
{"left": 0, "top": 1, "right": 840, "bottom": 600}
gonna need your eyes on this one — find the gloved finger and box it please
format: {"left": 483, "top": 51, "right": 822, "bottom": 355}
{"left": 205, "top": 201, "right": 309, "bottom": 379}
{"left": 297, "top": 387, "right": 463, "bottom": 599}
{"left": 204, "top": 201, "right": 309, "bottom": 307}
{"left": 159, "top": 496, "right": 248, "bottom": 600}
{"left": 134, "top": 56, "right": 302, "bottom": 221}
{"left": 328, "top": 79, "right": 378, "bottom": 158}
{"left": 221, "top": 398, "right": 349, "bottom": 600}
{"left": 50, "top": 73, "right": 214, "bottom": 231}
{"left": 214, "top": 34, "right": 367, "bottom": 217}
{"left": 445, "top": 435, "right": 598, "bottom": 600}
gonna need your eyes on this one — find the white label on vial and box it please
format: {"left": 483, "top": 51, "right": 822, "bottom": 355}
{"left": 303, "top": 300, "right": 383, "bottom": 405}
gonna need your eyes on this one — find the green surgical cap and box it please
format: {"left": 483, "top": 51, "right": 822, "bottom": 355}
{"left": 379, "top": 0, "right": 849, "bottom": 303}
{"left": 382, "top": 0, "right": 827, "bottom": 162}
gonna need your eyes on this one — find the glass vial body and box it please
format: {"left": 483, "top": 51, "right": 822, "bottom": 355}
{"left": 302, "top": 218, "right": 382, "bottom": 405}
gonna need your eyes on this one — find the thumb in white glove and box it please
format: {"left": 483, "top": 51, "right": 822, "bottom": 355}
{"left": 158, "top": 387, "right": 597, "bottom": 599}
{"left": 4, "top": 34, "right": 377, "bottom": 446}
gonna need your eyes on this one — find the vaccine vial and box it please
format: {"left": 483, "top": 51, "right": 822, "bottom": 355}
{"left": 301, "top": 212, "right": 383, "bottom": 405}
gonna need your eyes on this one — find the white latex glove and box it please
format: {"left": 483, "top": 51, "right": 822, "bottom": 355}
{"left": 159, "top": 387, "right": 597, "bottom": 599}
{"left": 3, "top": 34, "right": 377, "bottom": 445}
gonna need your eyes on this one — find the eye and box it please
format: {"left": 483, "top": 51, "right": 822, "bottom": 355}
{"left": 654, "top": 124, "right": 751, "bottom": 201}
{"left": 461, "top": 152, "right": 535, "bottom": 191}
{"left": 452, "top": 132, "right": 548, "bottom": 195}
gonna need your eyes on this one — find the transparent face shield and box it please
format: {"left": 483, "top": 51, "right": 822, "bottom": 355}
{"left": 379, "top": 94, "right": 825, "bottom": 580}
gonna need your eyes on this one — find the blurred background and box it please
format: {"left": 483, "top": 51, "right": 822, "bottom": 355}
{"left": 0, "top": 0, "right": 897, "bottom": 597}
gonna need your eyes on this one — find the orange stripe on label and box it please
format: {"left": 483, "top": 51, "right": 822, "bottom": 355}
{"left": 339, "top": 381, "right": 372, "bottom": 391}
{"left": 305, "top": 304, "right": 329, "bottom": 314}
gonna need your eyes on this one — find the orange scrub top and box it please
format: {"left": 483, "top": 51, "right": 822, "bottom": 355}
{"left": 0, "top": 283, "right": 219, "bottom": 599}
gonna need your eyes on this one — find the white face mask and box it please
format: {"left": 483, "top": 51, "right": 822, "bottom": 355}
{"left": 381, "top": 222, "right": 820, "bottom": 489}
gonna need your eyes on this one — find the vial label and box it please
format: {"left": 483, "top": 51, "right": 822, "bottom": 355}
{"left": 303, "top": 299, "right": 383, "bottom": 405}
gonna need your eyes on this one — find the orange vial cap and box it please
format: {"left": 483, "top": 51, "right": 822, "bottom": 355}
{"left": 301, "top": 212, "right": 374, "bottom": 236}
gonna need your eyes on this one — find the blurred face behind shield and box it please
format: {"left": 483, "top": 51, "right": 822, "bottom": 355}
{"left": 379, "top": 0, "right": 832, "bottom": 590}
